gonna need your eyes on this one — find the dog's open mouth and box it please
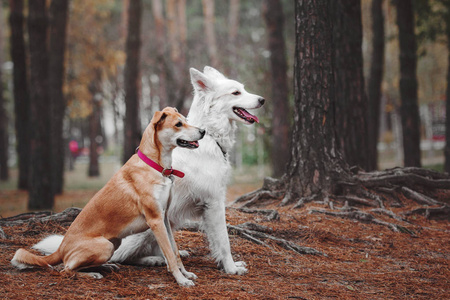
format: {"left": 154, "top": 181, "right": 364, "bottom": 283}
{"left": 233, "top": 107, "right": 259, "bottom": 124}
{"left": 177, "top": 139, "right": 200, "bottom": 149}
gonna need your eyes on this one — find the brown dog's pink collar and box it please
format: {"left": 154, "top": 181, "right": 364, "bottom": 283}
{"left": 137, "top": 149, "right": 185, "bottom": 178}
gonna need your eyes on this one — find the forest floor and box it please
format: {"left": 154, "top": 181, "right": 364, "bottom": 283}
{"left": 0, "top": 162, "right": 449, "bottom": 299}
{"left": 1, "top": 189, "right": 449, "bottom": 299}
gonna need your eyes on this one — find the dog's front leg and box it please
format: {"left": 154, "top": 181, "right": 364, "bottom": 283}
{"left": 202, "top": 200, "right": 248, "bottom": 275}
{"left": 165, "top": 216, "right": 197, "bottom": 280}
{"left": 147, "top": 216, "right": 194, "bottom": 287}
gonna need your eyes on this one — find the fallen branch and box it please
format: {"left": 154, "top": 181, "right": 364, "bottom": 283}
{"left": 309, "top": 208, "right": 414, "bottom": 234}
{"left": 228, "top": 223, "right": 324, "bottom": 256}
{"left": 0, "top": 226, "right": 7, "bottom": 239}
{"left": 0, "top": 207, "right": 81, "bottom": 227}
{"left": 236, "top": 208, "right": 280, "bottom": 221}
{"left": 370, "top": 208, "right": 406, "bottom": 223}
{"left": 401, "top": 187, "right": 443, "bottom": 206}
{"left": 359, "top": 173, "right": 450, "bottom": 190}
{"left": 404, "top": 205, "right": 450, "bottom": 221}
{"left": 334, "top": 195, "right": 379, "bottom": 207}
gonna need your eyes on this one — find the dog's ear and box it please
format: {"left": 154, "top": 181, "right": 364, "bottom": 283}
{"left": 190, "top": 68, "right": 213, "bottom": 93}
{"left": 203, "top": 66, "right": 226, "bottom": 80}
{"left": 151, "top": 110, "right": 167, "bottom": 127}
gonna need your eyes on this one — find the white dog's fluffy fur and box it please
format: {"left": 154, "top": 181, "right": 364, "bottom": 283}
{"left": 33, "top": 66, "right": 265, "bottom": 275}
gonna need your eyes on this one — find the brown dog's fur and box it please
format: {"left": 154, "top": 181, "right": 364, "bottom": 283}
{"left": 12, "top": 107, "right": 204, "bottom": 286}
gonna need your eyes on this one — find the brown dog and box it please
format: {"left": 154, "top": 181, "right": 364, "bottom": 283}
{"left": 12, "top": 107, "right": 205, "bottom": 287}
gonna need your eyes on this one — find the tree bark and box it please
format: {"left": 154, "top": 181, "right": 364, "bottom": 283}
{"left": 122, "top": 0, "right": 142, "bottom": 164}
{"left": 283, "top": 0, "right": 348, "bottom": 202}
{"left": 165, "top": 0, "right": 188, "bottom": 112}
{"left": 227, "top": 0, "right": 240, "bottom": 79}
{"left": 367, "top": 0, "right": 385, "bottom": 171}
{"left": 49, "top": 0, "right": 69, "bottom": 194}
{"left": 151, "top": 0, "right": 168, "bottom": 109}
{"left": 396, "top": 0, "right": 421, "bottom": 167}
{"left": 202, "top": 0, "right": 220, "bottom": 68}
{"left": 28, "top": 0, "right": 54, "bottom": 209}
{"left": 0, "top": 2, "right": 8, "bottom": 181}
{"left": 88, "top": 88, "right": 101, "bottom": 177}
{"left": 444, "top": 21, "right": 450, "bottom": 173}
{"left": 263, "top": 0, "right": 290, "bottom": 178}
{"left": 331, "top": 0, "right": 370, "bottom": 171}
{"left": 9, "top": 0, "right": 30, "bottom": 189}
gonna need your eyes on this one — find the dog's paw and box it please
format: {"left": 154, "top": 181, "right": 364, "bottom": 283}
{"left": 179, "top": 250, "right": 190, "bottom": 257}
{"left": 135, "top": 256, "right": 166, "bottom": 266}
{"left": 235, "top": 261, "right": 247, "bottom": 268}
{"left": 233, "top": 266, "right": 248, "bottom": 275}
{"left": 223, "top": 262, "right": 248, "bottom": 275}
{"left": 182, "top": 271, "right": 198, "bottom": 280}
{"left": 86, "top": 272, "right": 103, "bottom": 279}
{"left": 178, "top": 278, "right": 195, "bottom": 287}
{"left": 100, "top": 263, "right": 120, "bottom": 272}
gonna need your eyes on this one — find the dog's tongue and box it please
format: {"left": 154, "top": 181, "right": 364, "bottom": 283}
{"left": 189, "top": 141, "right": 199, "bottom": 148}
{"left": 240, "top": 108, "right": 259, "bottom": 123}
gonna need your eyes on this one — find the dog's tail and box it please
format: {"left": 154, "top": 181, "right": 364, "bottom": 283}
{"left": 11, "top": 248, "right": 62, "bottom": 270}
{"left": 32, "top": 234, "right": 64, "bottom": 255}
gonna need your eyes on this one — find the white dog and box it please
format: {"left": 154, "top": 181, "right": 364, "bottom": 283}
{"left": 33, "top": 66, "right": 265, "bottom": 275}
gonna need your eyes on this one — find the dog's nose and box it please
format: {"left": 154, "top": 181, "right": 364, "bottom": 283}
{"left": 199, "top": 129, "right": 206, "bottom": 138}
{"left": 258, "top": 98, "right": 265, "bottom": 106}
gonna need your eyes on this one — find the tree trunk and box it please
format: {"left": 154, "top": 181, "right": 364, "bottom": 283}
{"left": 151, "top": 0, "right": 168, "bottom": 109}
{"left": 88, "top": 90, "right": 101, "bottom": 177}
{"left": 367, "top": 0, "right": 385, "bottom": 171}
{"left": 396, "top": 0, "right": 421, "bottom": 167}
{"left": 122, "top": 0, "right": 142, "bottom": 164}
{"left": 263, "top": 0, "right": 290, "bottom": 178}
{"left": 444, "top": 22, "right": 450, "bottom": 173}
{"left": 28, "top": 0, "right": 54, "bottom": 209}
{"left": 9, "top": 0, "right": 30, "bottom": 190}
{"left": 49, "top": 0, "right": 69, "bottom": 194}
{"left": 283, "top": 0, "right": 348, "bottom": 202}
{"left": 331, "top": 0, "right": 370, "bottom": 171}
{"left": 202, "top": 0, "right": 220, "bottom": 68}
{"left": 166, "top": 0, "right": 188, "bottom": 112}
{"left": 227, "top": 0, "right": 240, "bottom": 79}
{"left": 0, "top": 1, "right": 8, "bottom": 181}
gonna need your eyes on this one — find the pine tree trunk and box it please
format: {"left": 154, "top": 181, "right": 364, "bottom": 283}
{"left": 9, "top": 0, "right": 30, "bottom": 190}
{"left": 396, "top": 0, "right": 421, "bottom": 167}
{"left": 202, "top": 0, "right": 220, "bottom": 68}
{"left": 88, "top": 95, "right": 101, "bottom": 177}
{"left": 151, "top": 0, "right": 168, "bottom": 109}
{"left": 0, "top": 2, "right": 8, "bottom": 181}
{"left": 227, "top": 0, "right": 240, "bottom": 79}
{"left": 367, "top": 0, "right": 385, "bottom": 171}
{"left": 49, "top": 0, "right": 69, "bottom": 194}
{"left": 28, "top": 0, "right": 54, "bottom": 209}
{"left": 122, "top": 0, "right": 142, "bottom": 164}
{"left": 263, "top": 0, "right": 290, "bottom": 178}
{"left": 444, "top": 26, "right": 450, "bottom": 173}
{"left": 284, "top": 0, "right": 348, "bottom": 202}
{"left": 331, "top": 0, "right": 369, "bottom": 171}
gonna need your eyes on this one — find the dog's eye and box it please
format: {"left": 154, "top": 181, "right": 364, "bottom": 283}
{"left": 232, "top": 91, "right": 241, "bottom": 96}
{"left": 175, "top": 122, "right": 183, "bottom": 127}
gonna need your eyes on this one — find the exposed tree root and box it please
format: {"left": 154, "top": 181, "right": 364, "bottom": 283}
{"left": 404, "top": 205, "right": 450, "bottom": 221}
{"left": 308, "top": 208, "right": 415, "bottom": 234}
{"left": 233, "top": 167, "right": 450, "bottom": 237}
{"left": 227, "top": 223, "right": 325, "bottom": 256}
{"left": 0, "top": 226, "right": 7, "bottom": 239}
{"left": 234, "top": 208, "right": 280, "bottom": 221}
{"left": 0, "top": 207, "right": 81, "bottom": 227}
